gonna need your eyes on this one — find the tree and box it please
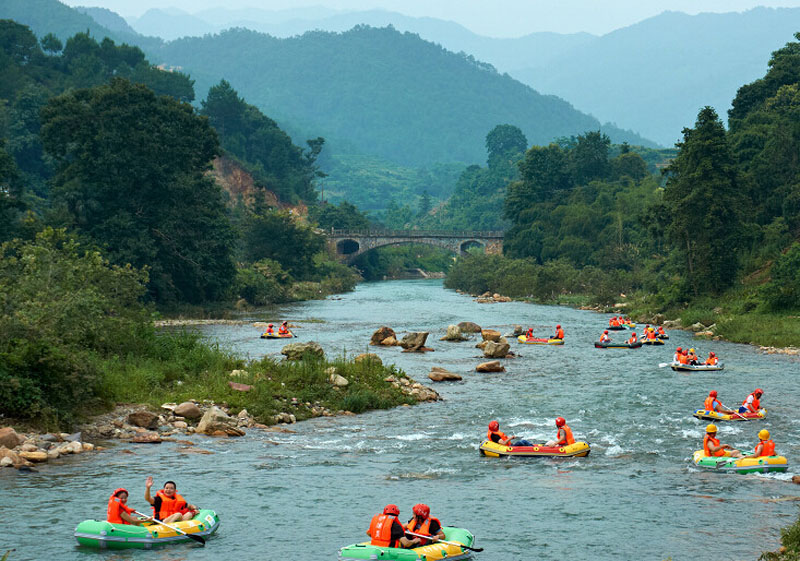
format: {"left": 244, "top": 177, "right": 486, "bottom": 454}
{"left": 570, "top": 131, "right": 611, "bottom": 185}
{"left": 417, "top": 190, "right": 432, "bottom": 218}
{"left": 41, "top": 78, "right": 235, "bottom": 303}
{"left": 311, "top": 201, "right": 371, "bottom": 230}
{"left": 663, "top": 107, "right": 744, "bottom": 296}
{"left": 40, "top": 33, "right": 62, "bottom": 54}
{"left": 0, "top": 139, "right": 25, "bottom": 242}
{"left": 485, "top": 124, "right": 527, "bottom": 168}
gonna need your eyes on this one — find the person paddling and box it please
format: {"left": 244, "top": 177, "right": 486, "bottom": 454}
{"left": 367, "top": 504, "right": 413, "bottom": 548}
{"left": 703, "top": 424, "right": 741, "bottom": 458}
{"left": 145, "top": 477, "right": 198, "bottom": 523}
{"left": 546, "top": 417, "right": 575, "bottom": 447}
{"left": 264, "top": 323, "right": 275, "bottom": 336}
{"left": 278, "top": 321, "right": 290, "bottom": 335}
{"left": 627, "top": 332, "right": 638, "bottom": 345}
{"left": 599, "top": 330, "right": 611, "bottom": 343}
{"left": 703, "top": 390, "right": 733, "bottom": 414}
{"left": 753, "top": 429, "right": 776, "bottom": 457}
{"left": 739, "top": 388, "right": 764, "bottom": 414}
{"left": 673, "top": 347, "right": 683, "bottom": 362}
{"left": 107, "top": 488, "right": 145, "bottom": 525}
{"left": 486, "top": 420, "right": 533, "bottom": 446}
{"left": 553, "top": 324, "right": 564, "bottom": 340}
{"left": 404, "top": 503, "right": 445, "bottom": 547}
{"left": 704, "top": 352, "right": 719, "bottom": 365}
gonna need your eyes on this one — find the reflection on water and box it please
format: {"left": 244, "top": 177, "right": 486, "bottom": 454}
{"left": 2, "top": 280, "right": 799, "bottom": 560}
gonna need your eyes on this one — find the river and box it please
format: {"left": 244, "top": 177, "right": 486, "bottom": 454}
{"left": 2, "top": 279, "right": 799, "bottom": 560}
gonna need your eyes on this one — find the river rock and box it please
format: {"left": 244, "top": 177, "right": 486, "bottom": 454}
{"left": 273, "top": 412, "right": 297, "bottom": 424}
{"left": 131, "top": 433, "right": 162, "bottom": 443}
{"left": 161, "top": 402, "right": 177, "bottom": 412}
{"left": 197, "top": 406, "right": 245, "bottom": 436}
{"left": 428, "top": 367, "right": 462, "bottom": 382}
{"left": 0, "top": 427, "right": 24, "bottom": 449}
{"left": 19, "top": 451, "right": 48, "bottom": 462}
{"left": 663, "top": 319, "right": 682, "bottom": 329}
{"left": 127, "top": 410, "right": 159, "bottom": 430}
{"left": 21, "top": 443, "right": 38, "bottom": 452}
{"left": 689, "top": 322, "right": 707, "bottom": 332}
{"left": 330, "top": 374, "right": 349, "bottom": 387}
{"left": 475, "top": 340, "right": 488, "bottom": 350}
{"left": 399, "top": 332, "right": 429, "bottom": 350}
{"left": 174, "top": 401, "right": 202, "bottom": 419}
{"left": 695, "top": 331, "right": 714, "bottom": 338}
{"left": 82, "top": 442, "right": 95, "bottom": 451}
{"left": 355, "top": 353, "right": 382, "bottom": 365}
{"left": 0, "top": 456, "right": 13, "bottom": 467}
{"left": 381, "top": 336, "right": 397, "bottom": 346}
{"left": 476, "top": 361, "right": 505, "bottom": 373}
{"left": 440, "top": 325, "right": 468, "bottom": 341}
{"left": 173, "top": 421, "right": 188, "bottom": 429}
{"left": 371, "top": 326, "right": 396, "bottom": 345}
{"left": 792, "top": 475, "right": 800, "bottom": 485}
{"left": 281, "top": 341, "right": 325, "bottom": 361}
{"left": 483, "top": 340, "right": 510, "bottom": 358}
{"left": 457, "top": 321, "right": 482, "bottom": 333}
{"left": 47, "top": 449, "right": 60, "bottom": 460}
{"left": 481, "top": 329, "right": 501, "bottom": 342}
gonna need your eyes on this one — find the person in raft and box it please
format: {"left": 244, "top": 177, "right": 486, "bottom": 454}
{"left": 753, "top": 429, "right": 776, "bottom": 457}
{"left": 553, "top": 324, "right": 565, "bottom": 340}
{"left": 599, "top": 330, "right": 611, "bottom": 343}
{"left": 627, "top": 331, "right": 638, "bottom": 345}
{"left": 526, "top": 327, "right": 534, "bottom": 339}
{"left": 486, "top": 420, "right": 533, "bottom": 447}
{"left": 404, "top": 503, "right": 445, "bottom": 546}
{"left": 704, "top": 351, "right": 719, "bottom": 365}
{"left": 367, "top": 504, "right": 416, "bottom": 548}
{"left": 703, "top": 424, "right": 742, "bottom": 458}
{"left": 546, "top": 417, "right": 575, "bottom": 447}
{"left": 264, "top": 323, "right": 275, "bottom": 336}
{"left": 107, "top": 488, "right": 145, "bottom": 525}
{"left": 145, "top": 477, "right": 198, "bottom": 523}
{"left": 278, "top": 321, "right": 290, "bottom": 335}
{"left": 739, "top": 388, "right": 764, "bottom": 414}
{"left": 686, "top": 348, "right": 700, "bottom": 365}
{"left": 703, "top": 390, "right": 734, "bottom": 414}
{"left": 673, "top": 346, "right": 683, "bottom": 362}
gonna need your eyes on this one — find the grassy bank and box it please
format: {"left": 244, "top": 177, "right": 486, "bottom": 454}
{"left": 760, "top": 509, "right": 800, "bottom": 560}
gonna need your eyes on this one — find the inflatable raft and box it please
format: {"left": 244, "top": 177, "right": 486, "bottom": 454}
{"left": 607, "top": 325, "right": 627, "bottom": 331}
{"left": 693, "top": 409, "right": 766, "bottom": 421}
{"left": 692, "top": 451, "right": 788, "bottom": 474}
{"left": 517, "top": 335, "right": 564, "bottom": 345}
{"left": 640, "top": 338, "right": 665, "bottom": 345}
{"left": 261, "top": 330, "right": 294, "bottom": 339}
{"left": 339, "top": 527, "right": 475, "bottom": 561}
{"left": 74, "top": 509, "right": 219, "bottom": 549}
{"left": 670, "top": 362, "right": 723, "bottom": 372}
{"left": 479, "top": 439, "right": 590, "bottom": 458}
{"left": 594, "top": 341, "right": 642, "bottom": 349}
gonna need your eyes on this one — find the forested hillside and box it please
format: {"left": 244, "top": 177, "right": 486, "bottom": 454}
{"left": 151, "top": 25, "right": 654, "bottom": 167}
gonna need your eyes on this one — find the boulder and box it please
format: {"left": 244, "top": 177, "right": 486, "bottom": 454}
{"left": 173, "top": 421, "right": 188, "bottom": 429}
{"left": 47, "top": 449, "right": 60, "bottom": 460}
{"left": 689, "top": 322, "right": 708, "bottom": 332}
{"left": 440, "top": 325, "right": 468, "bottom": 341}
{"left": 281, "top": 341, "right": 325, "bottom": 361}
{"left": 21, "top": 443, "right": 38, "bottom": 452}
{"left": 19, "top": 451, "right": 48, "bottom": 462}
{"left": 82, "top": 442, "right": 95, "bottom": 451}
{"left": 457, "top": 321, "right": 482, "bottom": 333}
{"left": 126, "top": 410, "right": 159, "bottom": 430}
{"left": 792, "top": 475, "right": 800, "bottom": 485}
{"left": 131, "top": 433, "right": 162, "bottom": 443}
{"left": 663, "top": 319, "right": 682, "bottom": 329}
{"left": 475, "top": 340, "right": 488, "bottom": 350}
{"left": 476, "top": 361, "right": 505, "bottom": 373}
{"left": 481, "top": 329, "right": 501, "bottom": 342}
{"left": 371, "top": 326, "right": 396, "bottom": 345}
{"left": 0, "top": 427, "right": 24, "bottom": 449}
{"left": 399, "top": 332, "right": 429, "bottom": 350}
{"left": 354, "top": 353, "right": 382, "bottom": 365}
{"left": 174, "top": 401, "right": 202, "bottom": 419}
{"left": 273, "top": 412, "right": 297, "bottom": 424}
{"left": 197, "top": 406, "right": 244, "bottom": 436}
{"left": 428, "top": 367, "right": 462, "bottom": 382}
{"left": 229, "top": 369, "right": 248, "bottom": 377}
{"left": 483, "top": 340, "right": 511, "bottom": 358}
{"left": 381, "top": 336, "right": 397, "bottom": 346}
{"left": 1, "top": 456, "right": 13, "bottom": 467}
{"left": 161, "top": 403, "right": 178, "bottom": 412}
{"left": 227, "top": 381, "right": 253, "bottom": 392}
{"left": 330, "top": 374, "right": 349, "bottom": 387}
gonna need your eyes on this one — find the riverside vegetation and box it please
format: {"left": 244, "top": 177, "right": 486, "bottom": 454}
{"left": 444, "top": 32, "right": 800, "bottom": 348}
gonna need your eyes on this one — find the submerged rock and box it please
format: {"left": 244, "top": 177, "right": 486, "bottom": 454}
{"left": 476, "top": 361, "right": 505, "bottom": 373}
{"left": 428, "top": 367, "right": 462, "bottom": 382}
{"left": 483, "top": 340, "right": 510, "bottom": 358}
{"left": 281, "top": 341, "right": 325, "bottom": 361}
{"left": 370, "top": 326, "right": 396, "bottom": 345}
{"left": 440, "top": 325, "right": 468, "bottom": 341}
{"left": 457, "top": 321, "right": 481, "bottom": 333}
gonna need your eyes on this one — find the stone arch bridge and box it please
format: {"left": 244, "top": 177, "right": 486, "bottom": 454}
{"left": 327, "top": 229, "right": 504, "bottom": 263}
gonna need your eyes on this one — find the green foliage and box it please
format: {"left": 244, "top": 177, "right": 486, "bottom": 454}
{"left": 40, "top": 78, "right": 236, "bottom": 304}
{"left": 235, "top": 259, "right": 291, "bottom": 306}
{"left": 760, "top": 243, "right": 800, "bottom": 311}
{"left": 485, "top": 124, "right": 527, "bottom": 167}
{"left": 354, "top": 244, "right": 453, "bottom": 281}
{"left": 310, "top": 201, "right": 372, "bottom": 230}
{"left": 201, "top": 80, "right": 320, "bottom": 203}
{"left": 0, "top": 139, "right": 26, "bottom": 242}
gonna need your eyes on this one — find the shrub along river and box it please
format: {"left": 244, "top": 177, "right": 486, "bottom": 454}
{"left": 1, "top": 279, "right": 799, "bottom": 560}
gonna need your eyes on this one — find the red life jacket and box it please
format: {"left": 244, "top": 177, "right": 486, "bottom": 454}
{"left": 557, "top": 425, "right": 575, "bottom": 446}
{"left": 554, "top": 328, "right": 564, "bottom": 339}
{"left": 107, "top": 494, "right": 134, "bottom": 525}
{"left": 743, "top": 393, "right": 761, "bottom": 411}
{"left": 406, "top": 516, "right": 441, "bottom": 545}
{"left": 704, "top": 435, "right": 726, "bottom": 457}
{"left": 703, "top": 397, "right": 719, "bottom": 411}
{"left": 369, "top": 514, "right": 400, "bottom": 547}
{"left": 153, "top": 490, "right": 187, "bottom": 520}
{"left": 705, "top": 356, "right": 718, "bottom": 365}
{"left": 756, "top": 439, "right": 775, "bottom": 456}
{"left": 487, "top": 429, "right": 508, "bottom": 443}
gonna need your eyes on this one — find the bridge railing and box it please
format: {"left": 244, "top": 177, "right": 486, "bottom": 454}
{"left": 329, "top": 229, "right": 505, "bottom": 238}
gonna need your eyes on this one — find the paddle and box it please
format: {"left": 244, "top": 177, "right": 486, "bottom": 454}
{"left": 404, "top": 530, "right": 483, "bottom": 552}
{"left": 133, "top": 510, "right": 205, "bottom": 546}
{"left": 721, "top": 403, "right": 749, "bottom": 421}
{"left": 658, "top": 362, "right": 671, "bottom": 368}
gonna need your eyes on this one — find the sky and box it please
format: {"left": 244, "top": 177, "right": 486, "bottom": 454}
{"left": 60, "top": 0, "right": 800, "bottom": 36}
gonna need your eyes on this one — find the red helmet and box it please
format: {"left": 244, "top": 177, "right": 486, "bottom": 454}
{"left": 555, "top": 417, "right": 566, "bottom": 427}
{"left": 412, "top": 503, "right": 430, "bottom": 518}
{"left": 709, "top": 352, "right": 715, "bottom": 356}
{"left": 755, "top": 388, "right": 764, "bottom": 395}
{"left": 383, "top": 504, "right": 400, "bottom": 515}
{"left": 111, "top": 488, "right": 128, "bottom": 498}
{"left": 488, "top": 420, "right": 499, "bottom": 431}
{"left": 268, "top": 323, "right": 273, "bottom": 327}
{"left": 709, "top": 390, "right": 717, "bottom": 397}
{"left": 676, "top": 347, "right": 682, "bottom": 352}
{"left": 556, "top": 324, "right": 561, "bottom": 328}
{"left": 604, "top": 330, "right": 609, "bottom": 334}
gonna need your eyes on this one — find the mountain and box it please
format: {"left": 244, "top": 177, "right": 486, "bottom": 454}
{"left": 128, "top": 8, "right": 217, "bottom": 40}
{"left": 148, "top": 25, "right": 654, "bottom": 167}
{"left": 512, "top": 8, "right": 800, "bottom": 146}
{"left": 74, "top": 6, "right": 138, "bottom": 35}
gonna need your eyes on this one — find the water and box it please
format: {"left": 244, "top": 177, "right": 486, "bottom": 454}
{"left": 2, "top": 279, "right": 799, "bottom": 560}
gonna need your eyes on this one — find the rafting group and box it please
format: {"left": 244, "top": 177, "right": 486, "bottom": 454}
{"left": 595, "top": 322, "right": 667, "bottom": 348}
{"left": 517, "top": 324, "right": 565, "bottom": 345}
{"left": 260, "top": 320, "right": 294, "bottom": 339}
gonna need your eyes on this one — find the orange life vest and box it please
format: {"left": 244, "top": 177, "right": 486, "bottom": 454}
{"left": 266, "top": 327, "right": 274, "bottom": 335}
{"left": 555, "top": 328, "right": 564, "bottom": 339}
{"left": 755, "top": 439, "right": 775, "bottom": 456}
{"left": 678, "top": 353, "right": 689, "bottom": 365}
{"left": 610, "top": 318, "right": 619, "bottom": 326}
{"left": 646, "top": 330, "right": 657, "bottom": 340}
{"left": 705, "top": 356, "right": 718, "bottom": 365}
{"left": 406, "top": 516, "right": 441, "bottom": 545}
{"left": 153, "top": 490, "right": 187, "bottom": 520}
{"left": 107, "top": 494, "right": 134, "bottom": 525}
{"left": 703, "top": 397, "right": 719, "bottom": 411}
{"left": 487, "top": 429, "right": 508, "bottom": 443}
{"left": 627, "top": 334, "right": 638, "bottom": 344}
{"left": 369, "top": 514, "right": 400, "bottom": 547}
{"left": 278, "top": 325, "right": 289, "bottom": 334}
{"left": 557, "top": 425, "right": 575, "bottom": 446}
{"left": 657, "top": 327, "right": 665, "bottom": 336}
{"left": 743, "top": 393, "right": 761, "bottom": 411}
{"left": 704, "top": 435, "right": 726, "bottom": 457}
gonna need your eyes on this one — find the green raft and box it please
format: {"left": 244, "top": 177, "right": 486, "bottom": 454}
{"left": 74, "top": 509, "right": 220, "bottom": 549}
{"left": 339, "top": 527, "right": 475, "bottom": 560}
{"left": 692, "top": 451, "right": 788, "bottom": 474}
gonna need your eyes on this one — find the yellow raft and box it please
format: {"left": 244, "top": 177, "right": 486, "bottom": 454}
{"left": 517, "top": 335, "right": 564, "bottom": 345}
{"left": 693, "top": 409, "right": 766, "bottom": 422}
{"left": 479, "top": 439, "right": 590, "bottom": 457}
{"left": 692, "top": 450, "right": 788, "bottom": 473}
